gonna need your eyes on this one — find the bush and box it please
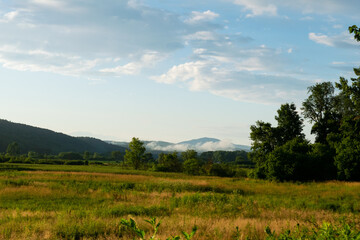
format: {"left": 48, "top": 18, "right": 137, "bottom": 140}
{"left": 64, "top": 160, "right": 86, "bottom": 165}
{"left": 183, "top": 158, "right": 201, "bottom": 175}
{"left": 155, "top": 152, "right": 182, "bottom": 172}
{"left": 265, "top": 138, "right": 311, "bottom": 181}
{"left": 58, "top": 152, "right": 83, "bottom": 160}
{"left": 308, "top": 143, "right": 337, "bottom": 180}
{"left": 209, "top": 163, "right": 235, "bottom": 177}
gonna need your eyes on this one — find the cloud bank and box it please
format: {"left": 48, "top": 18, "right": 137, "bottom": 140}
{"left": 0, "top": 0, "right": 197, "bottom": 76}
{"left": 145, "top": 140, "right": 245, "bottom": 152}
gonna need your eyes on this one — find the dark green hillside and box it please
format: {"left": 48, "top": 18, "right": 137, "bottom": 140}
{"left": 0, "top": 119, "right": 125, "bottom": 154}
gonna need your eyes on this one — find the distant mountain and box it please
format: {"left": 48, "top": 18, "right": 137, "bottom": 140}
{"left": 177, "top": 137, "right": 251, "bottom": 152}
{"left": 110, "top": 137, "right": 251, "bottom": 153}
{"left": 178, "top": 137, "right": 220, "bottom": 145}
{"left": 144, "top": 140, "right": 174, "bottom": 148}
{"left": 106, "top": 141, "right": 130, "bottom": 148}
{"left": 0, "top": 119, "right": 126, "bottom": 154}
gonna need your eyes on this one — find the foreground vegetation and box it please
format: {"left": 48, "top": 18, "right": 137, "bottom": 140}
{"left": 1, "top": 163, "right": 360, "bottom": 239}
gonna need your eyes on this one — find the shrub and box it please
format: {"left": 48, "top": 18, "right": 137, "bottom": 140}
{"left": 183, "top": 158, "right": 201, "bottom": 175}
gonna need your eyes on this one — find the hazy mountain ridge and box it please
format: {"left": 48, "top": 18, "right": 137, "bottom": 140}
{"left": 110, "top": 137, "right": 251, "bottom": 153}
{"left": 0, "top": 119, "right": 126, "bottom": 154}
{"left": 0, "top": 118, "right": 250, "bottom": 154}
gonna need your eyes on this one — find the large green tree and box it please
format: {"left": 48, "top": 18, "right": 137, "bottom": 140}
{"left": 181, "top": 149, "right": 198, "bottom": 162}
{"left": 335, "top": 68, "right": 360, "bottom": 116}
{"left": 249, "top": 103, "right": 305, "bottom": 180}
{"left": 309, "top": 25, "right": 360, "bottom": 180}
{"left": 249, "top": 121, "right": 278, "bottom": 178}
{"left": 124, "top": 137, "right": 146, "bottom": 169}
{"left": 330, "top": 67, "right": 360, "bottom": 180}
{"left": 330, "top": 41, "right": 360, "bottom": 180}
{"left": 301, "top": 82, "right": 340, "bottom": 143}
{"left": 275, "top": 103, "right": 304, "bottom": 144}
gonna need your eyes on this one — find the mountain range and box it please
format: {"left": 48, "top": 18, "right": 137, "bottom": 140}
{"left": 0, "top": 118, "right": 250, "bottom": 154}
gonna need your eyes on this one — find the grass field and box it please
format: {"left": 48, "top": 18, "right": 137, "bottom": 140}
{"left": 1, "top": 163, "right": 360, "bottom": 239}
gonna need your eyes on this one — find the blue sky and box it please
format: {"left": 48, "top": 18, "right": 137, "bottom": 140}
{"left": 0, "top": 0, "right": 359, "bottom": 145}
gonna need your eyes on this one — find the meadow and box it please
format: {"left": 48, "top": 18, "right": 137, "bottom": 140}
{"left": 0, "top": 163, "right": 360, "bottom": 239}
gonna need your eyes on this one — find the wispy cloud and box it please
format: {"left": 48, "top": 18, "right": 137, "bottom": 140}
{"left": 0, "top": 45, "right": 99, "bottom": 75}
{"left": 233, "top": 0, "right": 277, "bottom": 17}
{"left": 185, "top": 10, "right": 219, "bottom": 24}
{"left": 153, "top": 59, "right": 308, "bottom": 104}
{"left": 309, "top": 32, "right": 360, "bottom": 48}
{"left": 232, "top": 0, "right": 360, "bottom": 17}
{"left": 3, "top": 11, "right": 19, "bottom": 22}
{"left": 0, "top": 0, "right": 356, "bottom": 107}
{"left": 330, "top": 61, "right": 360, "bottom": 72}
{"left": 146, "top": 140, "right": 243, "bottom": 152}
{"left": 31, "top": 0, "right": 65, "bottom": 8}
{"left": 0, "top": 0, "right": 193, "bottom": 76}
{"left": 300, "top": 16, "right": 313, "bottom": 21}
{"left": 100, "top": 51, "right": 164, "bottom": 76}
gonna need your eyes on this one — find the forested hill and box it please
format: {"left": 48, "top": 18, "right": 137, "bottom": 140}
{"left": 0, "top": 119, "right": 126, "bottom": 154}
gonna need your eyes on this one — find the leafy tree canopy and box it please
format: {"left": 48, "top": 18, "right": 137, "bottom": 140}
{"left": 301, "top": 82, "right": 340, "bottom": 143}
{"left": 349, "top": 25, "right": 360, "bottom": 42}
{"left": 275, "top": 103, "right": 304, "bottom": 144}
{"left": 124, "top": 137, "right": 146, "bottom": 170}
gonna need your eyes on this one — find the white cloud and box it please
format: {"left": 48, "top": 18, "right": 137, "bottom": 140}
{"left": 232, "top": 0, "right": 360, "bottom": 17}
{"left": 153, "top": 59, "right": 308, "bottom": 104}
{"left": 193, "top": 48, "right": 207, "bottom": 54}
{"left": 30, "top": 0, "right": 67, "bottom": 9}
{"left": 309, "top": 33, "right": 334, "bottom": 47}
{"left": 235, "top": 57, "right": 270, "bottom": 71}
{"left": 309, "top": 32, "right": 359, "bottom": 48}
{"left": 100, "top": 51, "right": 164, "bottom": 75}
{"left": 3, "top": 11, "right": 19, "bottom": 21}
{"left": 185, "top": 10, "right": 219, "bottom": 24}
{"left": 330, "top": 61, "right": 360, "bottom": 72}
{"left": 185, "top": 31, "right": 217, "bottom": 41}
{"left": 127, "top": 0, "right": 142, "bottom": 9}
{"left": 233, "top": 0, "right": 277, "bottom": 17}
{"left": 332, "top": 61, "right": 345, "bottom": 65}
{"left": 153, "top": 29, "right": 308, "bottom": 104}
{"left": 0, "top": 45, "right": 99, "bottom": 75}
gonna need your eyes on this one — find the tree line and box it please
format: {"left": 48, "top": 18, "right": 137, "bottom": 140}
{"left": 123, "top": 137, "right": 250, "bottom": 177}
{"left": 1, "top": 139, "right": 251, "bottom": 177}
{"left": 0, "top": 141, "right": 124, "bottom": 165}
{"left": 249, "top": 25, "right": 360, "bottom": 181}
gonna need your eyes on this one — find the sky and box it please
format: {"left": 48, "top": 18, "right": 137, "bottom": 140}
{"left": 0, "top": 0, "right": 360, "bottom": 146}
